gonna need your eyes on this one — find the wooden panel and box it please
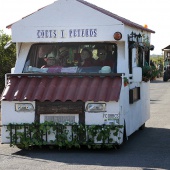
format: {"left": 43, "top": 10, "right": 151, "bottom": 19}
{"left": 37, "top": 101, "right": 84, "bottom": 115}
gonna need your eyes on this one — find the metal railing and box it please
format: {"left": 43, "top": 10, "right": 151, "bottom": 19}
{"left": 1, "top": 123, "right": 122, "bottom": 148}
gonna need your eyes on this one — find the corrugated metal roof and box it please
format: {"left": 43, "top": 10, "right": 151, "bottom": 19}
{"left": 6, "top": 0, "right": 155, "bottom": 33}
{"left": 1, "top": 75, "right": 122, "bottom": 102}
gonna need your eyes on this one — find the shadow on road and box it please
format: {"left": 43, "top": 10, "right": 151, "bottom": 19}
{"left": 151, "top": 77, "right": 169, "bottom": 83}
{"left": 12, "top": 127, "right": 170, "bottom": 170}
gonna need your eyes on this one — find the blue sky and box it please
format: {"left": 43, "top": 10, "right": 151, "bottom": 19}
{"left": 1, "top": 0, "right": 169, "bottom": 55}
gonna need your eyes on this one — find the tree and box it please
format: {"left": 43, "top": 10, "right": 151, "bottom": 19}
{"left": 0, "top": 30, "right": 16, "bottom": 94}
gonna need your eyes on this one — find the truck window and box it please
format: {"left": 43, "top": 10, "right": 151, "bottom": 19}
{"left": 23, "top": 43, "right": 117, "bottom": 74}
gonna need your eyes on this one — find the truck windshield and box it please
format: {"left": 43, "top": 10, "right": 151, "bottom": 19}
{"left": 23, "top": 43, "right": 117, "bottom": 74}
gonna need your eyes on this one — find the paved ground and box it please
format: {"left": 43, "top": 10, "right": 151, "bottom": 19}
{"left": 0, "top": 78, "right": 170, "bottom": 170}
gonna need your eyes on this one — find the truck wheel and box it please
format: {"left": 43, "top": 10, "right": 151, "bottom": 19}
{"left": 114, "top": 126, "right": 127, "bottom": 150}
{"left": 139, "top": 123, "right": 145, "bottom": 130}
{"left": 123, "top": 127, "right": 127, "bottom": 143}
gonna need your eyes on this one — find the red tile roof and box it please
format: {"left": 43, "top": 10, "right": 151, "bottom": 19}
{"left": 6, "top": 0, "right": 155, "bottom": 33}
{"left": 1, "top": 75, "right": 122, "bottom": 102}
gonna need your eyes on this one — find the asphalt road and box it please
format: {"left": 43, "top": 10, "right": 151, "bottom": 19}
{"left": 0, "top": 78, "right": 170, "bottom": 170}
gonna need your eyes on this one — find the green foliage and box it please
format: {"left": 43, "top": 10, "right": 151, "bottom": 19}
{"left": 123, "top": 77, "right": 129, "bottom": 86}
{"left": 150, "top": 55, "right": 164, "bottom": 72}
{"left": 6, "top": 122, "right": 123, "bottom": 149}
{"left": 150, "top": 55, "right": 164, "bottom": 64}
{"left": 0, "top": 30, "right": 16, "bottom": 93}
{"left": 142, "top": 65, "right": 159, "bottom": 82}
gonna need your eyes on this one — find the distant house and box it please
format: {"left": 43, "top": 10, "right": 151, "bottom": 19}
{"left": 162, "top": 45, "right": 170, "bottom": 61}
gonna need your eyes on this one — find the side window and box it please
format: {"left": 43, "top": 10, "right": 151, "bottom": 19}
{"left": 23, "top": 45, "right": 56, "bottom": 72}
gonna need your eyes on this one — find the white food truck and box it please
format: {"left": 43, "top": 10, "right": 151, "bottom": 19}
{"left": 1, "top": 0, "right": 155, "bottom": 149}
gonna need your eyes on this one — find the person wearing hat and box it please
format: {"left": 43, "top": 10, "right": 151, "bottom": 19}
{"left": 58, "top": 47, "right": 70, "bottom": 66}
{"left": 41, "top": 51, "right": 60, "bottom": 68}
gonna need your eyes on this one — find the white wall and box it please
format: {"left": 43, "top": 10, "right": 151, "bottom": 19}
{"left": 11, "top": 0, "right": 125, "bottom": 42}
{"left": 1, "top": 101, "right": 35, "bottom": 143}
{"left": 117, "top": 42, "right": 127, "bottom": 74}
{"left": 85, "top": 101, "right": 120, "bottom": 125}
{"left": 119, "top": 81, "right": 150, "bottom": 136}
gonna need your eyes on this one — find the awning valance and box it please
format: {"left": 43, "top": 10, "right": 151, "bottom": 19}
{"left": 1, "top": 75, "right": 122, "bottom": 102}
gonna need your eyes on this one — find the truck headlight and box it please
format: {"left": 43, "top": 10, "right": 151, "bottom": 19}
{"left": 86, "top": 103, "right": 106, "bottom": 112}
{"left": 15, "top": 103, "right": 34, "bottom": 112}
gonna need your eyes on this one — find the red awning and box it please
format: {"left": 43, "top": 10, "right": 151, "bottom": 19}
{"left": 1, "top": 75, "right": 122, "bottom": 102}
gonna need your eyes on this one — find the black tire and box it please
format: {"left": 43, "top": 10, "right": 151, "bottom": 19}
{"left": 139, "top": 123, "right": 145, "bottom": 130}
{"left": 123, "top": 126, "right": 127, "bottom": 143}
{"left": 114, "top": 124, "right": 127, "bottom": 149}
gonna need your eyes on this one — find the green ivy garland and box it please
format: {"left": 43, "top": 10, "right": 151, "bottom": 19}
{"left": 5, "top": 121, "right": 123, "bottom": 149}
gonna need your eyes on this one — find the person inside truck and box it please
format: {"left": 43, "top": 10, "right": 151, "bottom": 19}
{"left": 78, "top": 48, "right": 94, "bottom": 67}
{"left": 58, "top": 46, "right": 70, "bottom": 66}
{"left": 41, "top": 51, "right": 60, "bottom": 68}
{"left": 94, "top": 48, "right": 115, "bottom": 69}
